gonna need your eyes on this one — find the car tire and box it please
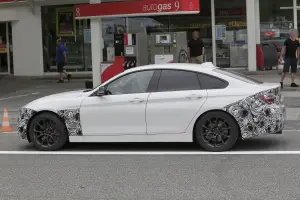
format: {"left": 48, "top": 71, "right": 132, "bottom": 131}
{"left": 28, "top": 112, "right": 68, "bottom": 151}
{"left": 194, "top": 111, "right": 239, "bottom": 152}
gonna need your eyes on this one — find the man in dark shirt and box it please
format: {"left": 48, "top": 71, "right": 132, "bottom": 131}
{"left": 279, "top": 29, "right": 299, "bottom": 88}
{"left": 188, "top": 30, "right": 205, "bottom": 64}
{"left": 56, "top": 39, "right": 71, "bottom": 83}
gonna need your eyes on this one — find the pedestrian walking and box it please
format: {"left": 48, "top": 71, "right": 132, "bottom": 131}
{"left": 56, "top": 38, "right": 71, "bottom": 83}
{"left": 279, "top": 29, "right": 299, "bottom": 88}
{"left": 188, "top": 30, "right": 205, "bottom": 64}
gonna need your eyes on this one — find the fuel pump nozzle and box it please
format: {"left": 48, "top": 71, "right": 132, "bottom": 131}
{"left": 178, "top": 49, "right": 190, "bottom": 63}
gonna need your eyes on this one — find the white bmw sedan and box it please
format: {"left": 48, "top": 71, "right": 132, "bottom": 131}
{"left": 17, "top": 62, "right": 285, "bottom": 152}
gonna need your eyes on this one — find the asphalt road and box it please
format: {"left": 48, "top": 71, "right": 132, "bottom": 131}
{"left": 0, "top": 154, "right": 300, "bottom": 200}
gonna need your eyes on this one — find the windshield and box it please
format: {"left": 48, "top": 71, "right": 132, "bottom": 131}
{"left": 213, "top": 68, "right": 263, "bottom": 84}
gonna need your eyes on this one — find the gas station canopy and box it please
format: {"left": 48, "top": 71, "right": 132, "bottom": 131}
{"left": 74, "top": 0, "right": 200, "bottom": 19}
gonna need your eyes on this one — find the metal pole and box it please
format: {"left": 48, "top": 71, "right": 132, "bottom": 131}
{"left": 6, "top": 22, "right": 11, "bottom": 75}
{"left": 211, "top": 0, "right": 216, "bottom": 65}
{"left": 293, "top": 0, "right": 297, "bottom": 29}
{"left": 254, "top": 0, "right": 260, "bottom": 44}
{"left": 246, "top": 0, "right": 256, "bottom": 71}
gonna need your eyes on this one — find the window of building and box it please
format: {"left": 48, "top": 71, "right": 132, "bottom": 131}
{"left": 0, "top": 23, "right": 8, "bottom": 73}
{"left": 0, "top": 22, "right": 12, "bottom": 74}
{"left": 259, "top": 0, "right": 293, "bottom": 53}
{"left": 127, "top": 16, "right": 169, "bottom": 34}
{"left": 102, "top": 17, "right": 126, "bottom": 62}
{"left": 157, "top": 70, "right": 200, "bottom": 92}
{"left": 214, "top": 0, "right": 247, "bottom": 68}
{"left": 168, "top": 0, "right": 212, "bottom": 63}
{"left": 41, "top": 5, "right": 91, "bottom": 72}
{"left": 91, "top": 0, "right": 251, "bottom": 71}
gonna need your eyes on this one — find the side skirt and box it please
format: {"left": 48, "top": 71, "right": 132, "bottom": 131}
{"left": 69, "top": 134, "right": 193, "bottom": 143}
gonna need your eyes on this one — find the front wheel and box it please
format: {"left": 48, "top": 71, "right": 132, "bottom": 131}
{"left": 194, "top": 111, "right": 239, "bottom": 152}
{"left": 28, "top": 112, "right": 68, "bottom": 151}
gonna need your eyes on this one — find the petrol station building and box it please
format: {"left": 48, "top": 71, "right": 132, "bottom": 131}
{"left": 0, "top": 0, "right": 298, "bottom": 86}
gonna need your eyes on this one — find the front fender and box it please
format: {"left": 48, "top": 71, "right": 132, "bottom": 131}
{"left": 17, "top": 108, "right": 83, "bottom": 142}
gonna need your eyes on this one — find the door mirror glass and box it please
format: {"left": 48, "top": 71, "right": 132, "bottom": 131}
{"left": 97, "top": 87, "right": 106, "bottom": 96}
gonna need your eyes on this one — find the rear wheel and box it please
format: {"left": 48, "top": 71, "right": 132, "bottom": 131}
{"left": 194, "top": 111, "right": 239, "bottom": 152}
{"left": 28, "top": 112, "right": 68, "bottom": 151}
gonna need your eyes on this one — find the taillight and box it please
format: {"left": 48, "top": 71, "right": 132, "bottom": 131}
{"left": 259, "top": 95, "right": 275, "bottom": 104}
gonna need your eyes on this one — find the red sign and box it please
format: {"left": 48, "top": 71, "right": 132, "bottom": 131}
{"left": 0, "top": 44, "right": 7, "bottom": 54}
{"left": 264, "top": 31, "right": 276, "bottom": 37}
{"left": 74, "top": 0, "right": 200, "bottom": 19}
{"left": 216, "top": 8, "right": 245, "bottom": 16}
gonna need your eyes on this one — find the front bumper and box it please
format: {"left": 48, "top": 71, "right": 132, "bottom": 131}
{"left": 17, "top": 108, "right": 36, "bottom": 140}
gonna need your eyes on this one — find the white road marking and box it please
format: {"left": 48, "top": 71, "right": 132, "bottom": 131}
{"left": 0, "top": 130, "right": 299, "bottom": 135}
{"left": 0, "top": 92, "right": 39, "bottom": 101}
{"left": 0, "top": 132, "right": 18, "bottom": 134}
{"left": 0, "top": 151, "right": 300, "bottom": 155}
{"left": 2, "top": 129, "right": 299, "bottom": 133}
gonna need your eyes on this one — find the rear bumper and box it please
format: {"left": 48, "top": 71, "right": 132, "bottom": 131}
{"left": 271, "top": 130, "right": 283, "bottom": 134}
{"left": 269, "top": 104, "right": 286, "bottom": 135}
{"left": 224, "top": 89, "right": 285, "bottom": 139}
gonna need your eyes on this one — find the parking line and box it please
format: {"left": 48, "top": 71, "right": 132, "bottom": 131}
{"left": 0, "top": 92, "right": 39, "bottom": 101}
{"left": 1, "top": 151, "right": 300, "bottom": 155}
{"left": 0, "top": 132, "right": 17, "bottom": 134}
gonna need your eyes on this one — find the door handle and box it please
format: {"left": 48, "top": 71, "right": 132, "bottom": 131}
{"left": 129, "top": 98, "right": 144, "bottom": 103}
{"left": 186, "top": 94, "right": 202, "bottom": 99}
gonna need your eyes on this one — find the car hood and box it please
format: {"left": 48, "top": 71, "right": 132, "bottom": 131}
{"left": 23, "top": 90, "right": 92, "bottom": 112}
{"left": 40, "top": 90, "right": 87, "bottom": 99}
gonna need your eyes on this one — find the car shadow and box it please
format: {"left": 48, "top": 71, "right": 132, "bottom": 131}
{"left": 66, "top": 137, "right": 283, "bottom": 151}
{"left": 20, "top": 136, "right": 285, "bottom": 152}
{"left": 231, "top": 137, "right": 285, "bottom": 151}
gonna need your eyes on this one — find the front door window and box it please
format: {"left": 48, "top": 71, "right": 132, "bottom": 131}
{"left": 106, "top": 70, "right": 154, "bottom": 95}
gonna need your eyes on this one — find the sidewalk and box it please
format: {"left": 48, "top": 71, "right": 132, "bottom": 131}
{"left": 0, "top": 75, "right": 88, "bottom": 96}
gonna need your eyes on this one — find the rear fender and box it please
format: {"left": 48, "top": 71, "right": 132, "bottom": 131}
{"left": 224, "top": 87, "right": 284, "bottom": 139}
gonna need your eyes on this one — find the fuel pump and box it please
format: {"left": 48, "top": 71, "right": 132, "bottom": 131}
{"left": 98, "top": 33, "right": 148, "bottom": 84}
{"left": 114, "top": 33, "right": 148, "bottom": 70}
{"left": 149, "top": 32, "right": 188, "bottom": 64}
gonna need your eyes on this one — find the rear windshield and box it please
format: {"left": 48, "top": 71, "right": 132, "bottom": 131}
{"left": 213, "top": 68, "right": 263, "bottom": 84}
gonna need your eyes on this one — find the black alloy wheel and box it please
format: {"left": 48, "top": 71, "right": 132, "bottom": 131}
{"left": 28, "top": 112, "right": 68, "bottom": 151}
{"left": 195, "top": 111, "right": 239, "bottom": 152}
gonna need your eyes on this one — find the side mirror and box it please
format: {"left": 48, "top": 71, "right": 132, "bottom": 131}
{"left": 97, "top": 87, "right": 106, "bottom": 96}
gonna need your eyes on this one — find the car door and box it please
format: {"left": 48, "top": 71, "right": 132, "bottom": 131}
{"left": 80, "top": 70, "right": 155, "bottom": 136}
{"left": 146, "top": 69, "right": 208, "bottom": 134}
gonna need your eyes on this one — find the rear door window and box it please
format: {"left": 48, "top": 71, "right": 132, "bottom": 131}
{"left": 157, "top": 70, "right": 200, "bottom": 92}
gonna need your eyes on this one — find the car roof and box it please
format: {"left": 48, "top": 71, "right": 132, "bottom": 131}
{"left": 125, "top": 62, "right": 217, "bottom": 73}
